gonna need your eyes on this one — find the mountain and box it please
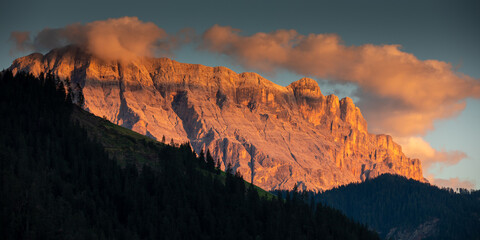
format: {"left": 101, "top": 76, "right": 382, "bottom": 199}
{"left": 313, "top": 174, "right": 480, "bottom": 240}
{"left": 9, "top": 45, "right": 424, "bottom": 191}
{"left": 0, "top": 71, "right": 380, "bottom": 240}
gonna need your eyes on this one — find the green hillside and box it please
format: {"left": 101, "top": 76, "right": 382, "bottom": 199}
{"left": 71, "top": 102, "right": 274, "bottom": 200}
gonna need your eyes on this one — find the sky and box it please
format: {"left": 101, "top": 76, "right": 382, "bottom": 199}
{"left": 1, "top": 0, "right": 479, "bottom": 189}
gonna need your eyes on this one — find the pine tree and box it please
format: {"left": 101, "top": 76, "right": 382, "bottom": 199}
{"left": 206, "top": 150, "right": 215, "bottom": 170}
{"left": 65, "top": 77, "right": 73, "bottom": 103}
{"left": 226, "top": 162, "right": 233, "bottom": 175}
{"left": 215, "top": 159, "right": 221, "bottom": 174}
{"left": 76, "top": 83, "right": 85, "bottom": 108}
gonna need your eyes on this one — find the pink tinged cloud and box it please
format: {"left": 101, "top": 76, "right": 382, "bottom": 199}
{"left": 396, "top": 137, "right": 473, "bottom": 189}
{"left": 201, "top": 25, "right": 480, "bottom": 137}
{"left": 429, "top": 177, "right": 476, "bottom": 190}
{"left": 10, "top": 17, "right": 190, "bottom": 62}
{"left": 9, "top": 31, "right": 31, "bottom": 53}
{"left": 397, "top": 137, "right": 467, "bottom": 170}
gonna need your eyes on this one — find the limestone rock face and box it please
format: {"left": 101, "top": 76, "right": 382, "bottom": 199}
{"left": 9, "top": 46, "right": 425, "bottom": 191}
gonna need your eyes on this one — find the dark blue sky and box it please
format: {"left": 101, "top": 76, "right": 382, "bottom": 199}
{"left": 2, "top": 0, "right": 478, "bottom": 76}
{"left": 1, "top": 0, "right": 479, "bottom": 188}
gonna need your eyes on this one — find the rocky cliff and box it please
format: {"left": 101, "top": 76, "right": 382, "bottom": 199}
{"left": 9, "top": 45, "right": 425, "bottom": 191}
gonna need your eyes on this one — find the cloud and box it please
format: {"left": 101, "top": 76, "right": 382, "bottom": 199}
{"left": 429, "top": 176, "right": 476, "bottom": 190}
{"left": 397, "top": 137, "right": 467, "bottom": 170}
{"left": 398, "top": 137, "right": 475, "bottom": 189}
{"left": 201, "top": 25, "right": 480, "bottom": 137}
{"left": 9, "top": 31, "right": 31, "bottom": 53}
{"left": 10, "top": 17, "right": 191, "bottom": 62}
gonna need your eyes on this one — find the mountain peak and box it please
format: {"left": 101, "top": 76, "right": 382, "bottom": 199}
{"left": 291, "top": 77, "right": 319, "bottom": 87}
{"left": 288, "top": 77, "right": 322, "bottom": 98}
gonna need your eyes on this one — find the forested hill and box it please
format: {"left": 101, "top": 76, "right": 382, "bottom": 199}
{"left": 0, "top": 70, "right": 379, "bottom": 240}
{"left": 314, "top": 174, "right": 480, "bottom": 240}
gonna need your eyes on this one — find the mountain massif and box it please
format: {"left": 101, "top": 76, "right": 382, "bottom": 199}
{"left": 9, "top": 45, "right": 424, "bottom": 191}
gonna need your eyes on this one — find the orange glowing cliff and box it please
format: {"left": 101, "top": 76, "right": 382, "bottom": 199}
{"left": 9, "top": 45, "right": 426, "bottom": 191}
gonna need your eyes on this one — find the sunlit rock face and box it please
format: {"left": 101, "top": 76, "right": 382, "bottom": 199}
{"left": 9, "top": 45, "right": 425, "bottom": 191}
